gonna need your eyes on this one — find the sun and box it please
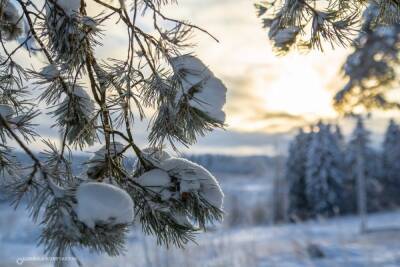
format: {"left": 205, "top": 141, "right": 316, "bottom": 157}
{"left": 263, "top": 69, "right": 335, "bottom": 117}
{"left": 255, "top": 54, "right": 340, "bottom": 120}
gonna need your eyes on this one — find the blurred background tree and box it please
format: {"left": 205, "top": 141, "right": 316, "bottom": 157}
{"left": 255, "top": 0, "right": 400, "bottom": 114}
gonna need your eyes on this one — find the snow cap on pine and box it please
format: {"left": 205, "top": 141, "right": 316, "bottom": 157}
{"left": 134, "top": 148, "right": 223, "bottom": 210}
{"left": 173, "top": 211, "right": 192, "bottom": 227}
{"left": 136, "top": 168, "right": 172, "bottom": 201}
{"left": 50, "top": 0, "right": 81, "bottom": 16}
{"left": 81, "top": 16, "right": 99, "bottom": 31}
{"left": 0, "top": 0, "right": 24, "bottom": 40}
{"left": 142, "top": 147, "right": 172, "bottom": 164}
{"left": 171, "top": 55, "right": 227, "bottom": 123}
{"left": 40, "top": 64, "right": 60, "bottom": 81}
{"left": 70, "top": 85, "right": 96, "bottom": 118}
{"left": 18, "top": 19, "right": 39, "bottom": 53}
{"left": 274, "top": 27, "right": 299, "bottom": 45}
{"left": 269, "top": 26, "right": 300, "bottom": 49}
{"left": 75, "top": 182, "right": 134, "bottom": 229}
{"left": 134, "top": 147, "right": 172, "bottom": 173}
{"left": 0, "top": 104, "right": 14, "bottom": 119}
{"left": 170, "top": 55, "right": 213, "bottom": 92}
{"left": 86, "top": 142, "right": 125, "bottom": 178}
{"left": 93, "top": 142, "right": 125, "bottom": 157}
{"left": 160, "top": 157, "right": 224, "bottom": 209}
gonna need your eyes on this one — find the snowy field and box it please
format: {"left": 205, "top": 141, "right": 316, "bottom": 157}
{"left": 1, "top": 173, "right": 400, "bottom": 267}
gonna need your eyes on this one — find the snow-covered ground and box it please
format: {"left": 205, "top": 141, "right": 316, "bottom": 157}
{"left": 1, "top": 172, "right": 400, "bottom": 267}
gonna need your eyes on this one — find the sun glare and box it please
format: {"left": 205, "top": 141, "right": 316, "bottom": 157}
{"left": 259, "top": 60, "right": 336, "bottom": 118}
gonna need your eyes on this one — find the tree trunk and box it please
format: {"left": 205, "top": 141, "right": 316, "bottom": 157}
{"left": 356, "top": 141, "right": 367, "bottom": 233}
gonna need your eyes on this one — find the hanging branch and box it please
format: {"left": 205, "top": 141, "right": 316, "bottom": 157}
{"left": 253, "top": 0, "right": 400, "bottom": 53}
{"left": 0, "top": 0, "right": 227, "bottom": 264}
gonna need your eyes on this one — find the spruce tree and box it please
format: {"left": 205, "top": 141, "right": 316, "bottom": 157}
{"left": 334, "top": 3, "right": 400, "bottom": 114}
{"left": 333, "top": 124, "right": 345, "bottom": 150}
{"left": 382, "top": 119, "right": 400, "bottom": 207}
{"left": 286, "top": 128, "right": 312, "bottom": 220}
{"left": 345, "top": 117, "right": 381, "bottom": 215}
{"left": 305, "top": 122, "right": 345, "bottom": 216}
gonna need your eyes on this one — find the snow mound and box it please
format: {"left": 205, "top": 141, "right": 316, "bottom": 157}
{"left": 75, "top": 182, "right": 134, "bottom": 229}
{"left": 171, "top": 55, "right": 227, "bottom": 123}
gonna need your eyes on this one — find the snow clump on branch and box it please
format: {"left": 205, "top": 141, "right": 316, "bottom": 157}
{"left": 0, "top": 0, "right": 24, "bottom": 40}
{"left": 40, "top": 64, "right": 60, "bottom": 81}
{"left": 49, "top": 0, "right": 81, "bottom": 16}
{"left": 171, "top": 55, "right": 227, "bottom": 123}
{"left": 134, "top": 148, "right": 224, "bottom": 228}
{"left": 54, "top": 85, "right": 97, "bottom": 147}
{"left": 86, "top": 142, "right": 125, "bottom": 179}
{"left": 0, "top": 103, "right": 14, "bottom": 119}
{"left": 75, "top": 182, "right": 134, "bottom": 229}
{"left": 159, "top": 157, "right": 224, "bottom": 209}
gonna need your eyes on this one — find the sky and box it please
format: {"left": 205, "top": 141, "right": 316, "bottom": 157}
{"left": 149, "top": 0, "right": 394, "bottom": 155}
{"left": 11, "top": 0, "right": 400, "bottom": 156}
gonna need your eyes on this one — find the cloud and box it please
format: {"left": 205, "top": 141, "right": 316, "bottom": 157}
{"left": 262, "top": 111, "right": 305, "bottom": 121}
{"left": 180, "top": 129, "right": 293, "bottom": 156}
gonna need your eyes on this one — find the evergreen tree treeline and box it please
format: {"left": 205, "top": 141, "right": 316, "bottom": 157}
{"left": 286, "top": 118, "right": 400, "bottom": 221}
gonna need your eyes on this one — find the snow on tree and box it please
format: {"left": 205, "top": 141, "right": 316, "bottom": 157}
{"left": 0, "top": 0, "right": 226, "bottom": 264}
{"left": 381, "top": 119, "right": 400, "bottom": 206}
{"left": 54, "top": 85, "right": 97, "bottom": 148}
{"left": 305, "top": 122, "right": 345, "bottom": 216}
{"left": 286, "top": 128, "right": 313, "bottom": 220}
{"left": 346, "top": 117, "right": 368, "bottom": 230}
{"left": 382, "top": 119, "right": 400, "bottom": 185}
{"left": 171, "top": 55, "right": 227, "bottom": 123}
{"left": 0, "top": 103, "right": 14, "bottom": 119}
{"left": 150, "top": 55, "right": 227, "bottom": 147}
{"left": 345, "top": 117, "right": 382, "bottom": 216}
{"left": 255, "top": 1, "right": 400, "bottom": 53}
{"left": 345, "top": 117, "right": 378, "bottom": 182}
{"left": 133, "top": 148, "right": 224, "bottom": 231}
{"left": 85, "top": 142, "right": 125, "bottom": 180}
{"left": 51, "top": 0, "right": 81, "bottom": 15}
{"left": 136, "top": 168, "right": 172, "bottom": 201}
{"left": 39, "top": 64, "right": 61, "bottom": 81}
{"left": 334, "top": 3, "right": 400, "bottom": 114}
{"left": 333, "top": 124, "right": 345, "bottom": 151}
{"left": 75, "top": 182, "right": 134, "bottom": 229}
{"left": 0, "top": 0, "right": 24, "bottom": 40}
